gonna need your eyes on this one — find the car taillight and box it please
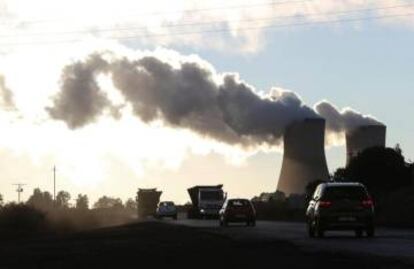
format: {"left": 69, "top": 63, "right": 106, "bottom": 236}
{"left": 318, "top": 201, "right": 332, "bottom": 208}
{"left": 362, "top": 198, "right": 374, "bottom": 208}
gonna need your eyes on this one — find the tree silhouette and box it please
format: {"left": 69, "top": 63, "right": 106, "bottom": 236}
{"left": 125, "top": 198, "right": 137, "bottom": 212}
{"left": 333, "top": 168, "right": 347, "bottom": 182}
{"left": 56, "top": 191, "right": 71, "bottom": 208}
{"left": 26, "top": 188, "right": 54, "bottom": 211}
{"left": 0, "top": 194, "right": 3, "bottom": 207}
{"left": 343, "top": 147, "right": 412, "bottom": 195}
{"left": 93, "top": 196, "right": 123, "bottom": 209}
{"left": 76, "top": 194, "right": 89, "bottom": 210}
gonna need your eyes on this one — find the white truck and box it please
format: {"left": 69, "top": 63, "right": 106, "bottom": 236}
{"left": 187, "top": 185, "right": 226, "bottom": 219}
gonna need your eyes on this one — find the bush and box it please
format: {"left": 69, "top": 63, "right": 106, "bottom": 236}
{"left": 0, "top": 204, "right": 48, "bottom": 237}
{"left": 378, "top": 186, "right": 414, "bottom": 228}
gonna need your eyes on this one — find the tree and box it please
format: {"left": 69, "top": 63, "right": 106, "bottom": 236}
{"left": 76, "top": 194, "right": 89, "bottom": 210}
{"left": 0, "top": 194, "right": 3, "bottom": 207}
{"left": 124, "top": 198, "right": 137, "bottom": 212}
{"left": 56, "top": 191, "right": 71, "bottom": 208}
{"left": 26, "top": 188, "right": 54, "bottom": 211}
{"left": 93, "top": 196, "right": 123, "bottom": 209}
{"left": 394, "top": 143, "right": 403, "bottom": 156}
{"left": 333, "top": 168, "right": 347, "bottom": 182}
{"left": 343, "top": 147, "right": 412, "bottom": 195}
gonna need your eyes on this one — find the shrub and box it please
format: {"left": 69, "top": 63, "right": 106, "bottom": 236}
{"left": 0, "top": 203, "right": 48, "bottom": 237}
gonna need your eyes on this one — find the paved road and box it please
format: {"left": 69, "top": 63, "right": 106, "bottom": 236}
{"left": 164, "top": 218, "right": 414, "bottom": 264}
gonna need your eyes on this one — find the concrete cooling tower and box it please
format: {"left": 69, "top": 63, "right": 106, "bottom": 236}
{"left": 277, "top": 118, "right": 330, "bottom": 195}
{"left": 346, "top": 125, "right": 386, "bottom": 164}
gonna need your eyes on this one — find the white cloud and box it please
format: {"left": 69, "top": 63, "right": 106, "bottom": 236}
{"left": 0, "top": 0, "right": 413, "bottom": 53}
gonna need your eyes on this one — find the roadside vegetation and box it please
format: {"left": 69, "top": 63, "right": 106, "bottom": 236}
{"left": 0, "top": 190, "right": 138, "bottom": 238}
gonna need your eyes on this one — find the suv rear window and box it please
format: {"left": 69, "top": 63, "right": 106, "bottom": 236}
{"left": 322, "top": 186, "right": 368, "bottom": 200}
{"left": 228, "top": 200, "right": 250, "bottom": 207}
{"left": 160, "top": 202, "right": 174, "bottom": 207}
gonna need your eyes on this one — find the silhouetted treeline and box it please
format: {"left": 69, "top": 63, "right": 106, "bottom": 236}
{"left": 0, "top": 190, "right": 138, "bottom": 239}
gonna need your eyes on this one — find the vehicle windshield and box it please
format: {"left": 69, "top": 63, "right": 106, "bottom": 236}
{"left": 228, "top": 200, "right": 250, "bottom": 208}
{"left": 160, "top": 202, "right": 174, "bottom": 207}
{"left": 200, "top": 191, "right": 224, "bottom": 201}
{"left": 322, "top": 186, "right": 368, "bottom": 200}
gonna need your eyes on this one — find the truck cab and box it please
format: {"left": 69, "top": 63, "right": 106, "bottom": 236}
{"left": 187, "top": 185, "right": 226, "bottom": 219}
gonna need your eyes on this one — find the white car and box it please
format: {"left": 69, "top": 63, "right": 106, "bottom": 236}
{"left": 156, "top": 201, "right": 178, "bottom": 220}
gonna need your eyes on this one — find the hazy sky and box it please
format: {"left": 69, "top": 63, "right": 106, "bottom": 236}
{"left": 0, "top": 0, "right": 413, "bottom": 205}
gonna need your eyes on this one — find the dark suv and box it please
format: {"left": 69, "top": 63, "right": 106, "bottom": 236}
{"left": 219, "top": 199, "right": 256, "bottom": 227}
{"left": 306, "top": 182, "right": 375, "bottom": 238}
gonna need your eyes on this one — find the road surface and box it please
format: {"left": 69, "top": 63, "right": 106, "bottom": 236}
{"left": 164, "top": 218, "right": 414, "bottom": 265}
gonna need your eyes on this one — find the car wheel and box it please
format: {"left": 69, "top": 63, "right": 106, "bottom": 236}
{"left": 308, "top": 221, "right": 315, "bottom": 238}
{"left": 223, "top": 219, "right": 228, "bottom": 227}
{"left": 355, "top": 229, "right": 363, "bottom": 238}
{"left": 316, "top": 219, "right": 325, "bottom": 238}
{"left": 366, "top": 226, "right": 375, "bottom": 238}
{"left": 316, "top": 228, "right": 324, "bottom": 238}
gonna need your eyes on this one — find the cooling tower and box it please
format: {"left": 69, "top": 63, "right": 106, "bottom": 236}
{"left": 277, "top": 118, "right": 330, "bottom": 195}
{"left": 346, "top": 125, "right": 386, "bottom": 164}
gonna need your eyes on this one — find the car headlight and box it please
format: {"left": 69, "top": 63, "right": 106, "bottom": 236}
{"left": 200, "top": 209, "right": 205, "bottom": 213}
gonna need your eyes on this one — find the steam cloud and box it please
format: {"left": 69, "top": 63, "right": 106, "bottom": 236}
{"left": 315, "top": 101, "right": 384, "bottom": 134}
{"left": 47, "top": 51, "right": 383, "bottom": 147}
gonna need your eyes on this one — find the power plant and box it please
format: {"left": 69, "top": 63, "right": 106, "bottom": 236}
{"left": 346, "top": 125, "right": 387, "bottom": 164}
{"left": 277, "top": 118, "right": 330, "bottom": 195}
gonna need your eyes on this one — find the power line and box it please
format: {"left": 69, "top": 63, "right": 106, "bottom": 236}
{"left": 0, "top": 12, "right": 412, "bottom": 47}
{"left": 1, "top": 3, "right": 413, "bottom": 39}
{"left": 2, "top": 0, "right": 314, "bottom": 25}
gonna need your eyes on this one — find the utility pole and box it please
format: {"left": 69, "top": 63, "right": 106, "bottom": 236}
{"left": 13, "top": 183, "right": 26, "bottom": 203}
{"left": 53, "top": 165, "right": 56, "bottom": 202}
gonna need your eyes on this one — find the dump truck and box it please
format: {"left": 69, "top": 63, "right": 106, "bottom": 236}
{"left": 136, "top": 188, "right": 162, "bottom": 218}
{"left": 187, "top": 185, "right": 226, "bottom": 219}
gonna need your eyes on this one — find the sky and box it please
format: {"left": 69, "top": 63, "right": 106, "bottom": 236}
{"left": 0, "top": 0, "right": 413, "bottom": 205}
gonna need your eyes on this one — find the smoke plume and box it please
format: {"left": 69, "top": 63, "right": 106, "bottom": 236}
{"left": 47, "top": 54, "right": 111, "bottom": 129}
{"left": 315, "top": 101, "right": 384, "bottom": 134}
{"left": 47, "top": 51, "right": 319, "bottom": 147}
{"left": 47, "top": 51, "right": 383, "bottom": 147}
